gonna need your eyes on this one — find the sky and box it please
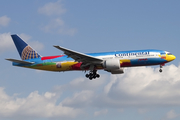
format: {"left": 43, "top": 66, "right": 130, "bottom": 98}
{"left": 0, "top": 0, "right": 180, "bottom": 120}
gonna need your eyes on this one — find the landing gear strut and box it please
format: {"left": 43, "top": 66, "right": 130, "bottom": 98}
{"left": 85, "top": 70, "right": 100, "bottom": 80}
{"left": 159, "top": 65, "right": 163, "bottom": 73}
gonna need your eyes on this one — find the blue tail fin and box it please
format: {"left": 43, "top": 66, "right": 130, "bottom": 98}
{"left": 11, "top": 34, "right": 41, "bottom": 60}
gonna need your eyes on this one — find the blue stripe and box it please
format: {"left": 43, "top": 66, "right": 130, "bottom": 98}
{"left": 87, "top": 49, "right": 165, "bottom": 57}
{"left": 20, "top": 49, "right": 166, "bottom": 64}
{"left": 131, "top": 58, "right": 167, "bottom": 66}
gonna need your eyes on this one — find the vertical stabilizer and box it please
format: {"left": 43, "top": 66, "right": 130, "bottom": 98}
{"left": 11, "top": 34, "right": 41, "bottom": 60}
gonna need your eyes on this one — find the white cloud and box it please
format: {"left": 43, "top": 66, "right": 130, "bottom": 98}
{"left": 0, "top": 33, "right": 44, "bottom": 54}
{"left": 0, "top": 16, "right": 10, "bottom": 27}
{"left": 165, "top": 110, "right": 179, "bottom": 119}
{"left": 53, "top": 75, "right": 107, "bottom": 97}
{"left": 29, "top": 41, "right": 44, "bottom": 51}
{"left": 0, "top": 33, "right": 14, "bottom": 54}
{"left": 96, "top": 65, "right": 180, "bottom": 107}
{"left": 2, "top": 64, "right": 180, "bottom": 119}
{"left": 39, "top": 1, "right": 77, "bottom": 35}
{"left": 38, "top": 0, "right": 66, "bottom": 16}
{"left": 0, "top": 88, "right": 82, "bottom": 119}
{"left": 138, "top": 108, "right": 148, "bottom": 114}
{"left": 104, "top": 75, "right": 117, "bottom": 94}
{"left": 19, "top": 33, "right": 44, "bottom": 51}
{"left": 56, "top": 64, "right": 180, "bottom": 109}
{"left": 66, "top": 75, "right": 106, "bottom": 90}
{"left": 42, "top": 18, "right": 77, "bottom": 36}
{"left": 94, "top": 109, "right": 108, "bottom": 116}
{"left": 19, "top": 33, "right": 31, "bottom": 42}
{"left": 55, "top": 76, "right": 106, "bottom": 108}
{"left": 42, "top": 18, "right": 64, "bottom": 32}
{"left": 62, "top": 90, "right": 94, "bottom": 108}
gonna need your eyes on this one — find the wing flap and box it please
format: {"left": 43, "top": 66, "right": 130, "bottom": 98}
{"left": 6, "top": 58, "right": 34, "bottom": 64}
{"left": 53, "top": 45, "right": 103, "bottom": 63}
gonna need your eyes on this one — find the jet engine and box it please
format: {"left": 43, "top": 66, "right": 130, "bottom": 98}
{"left": 103, "top": 59, "right": 124, "bottom": 74}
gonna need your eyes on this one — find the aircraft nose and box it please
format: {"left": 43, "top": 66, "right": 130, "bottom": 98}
{"left": 172, "top": 55, "right": 176, "bottom": 60}
{"left": 166, "top": 54, "right": 176, "bottom": 61}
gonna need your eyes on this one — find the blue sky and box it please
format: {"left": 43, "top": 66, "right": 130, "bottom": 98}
{"left": 0, "top": 0, "right": 180, "bottom": 120}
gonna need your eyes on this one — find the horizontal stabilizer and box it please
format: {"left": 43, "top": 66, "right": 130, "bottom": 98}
{"left": 6, "top": 58, "right": 34, "bottom": 64}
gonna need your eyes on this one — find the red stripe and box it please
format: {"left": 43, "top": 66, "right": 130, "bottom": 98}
{"left": 41, "top": 55, "right": 64, "bottom": 60}
{"left": 71, "top": 62, "right": 82, "bottom": 70}
{"left": 161, "top": 56, "right": 166, "bottom": 59}
{"left": 121, "top": 62, "right": 131, "bottom": 67}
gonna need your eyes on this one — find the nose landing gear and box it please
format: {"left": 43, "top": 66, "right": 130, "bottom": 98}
{"left": 159, "top": 64, "right": 163, "bottom": 73}
{"left": 85, "top": 70, "right": 100, "bottom": 80}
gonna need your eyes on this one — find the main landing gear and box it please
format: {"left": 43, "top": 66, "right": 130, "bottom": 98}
{"left": 159, "top": 65, "right": 163, "bottom": 73}
{"left": 85, "top": 70, "right": 100, "bottom": 80}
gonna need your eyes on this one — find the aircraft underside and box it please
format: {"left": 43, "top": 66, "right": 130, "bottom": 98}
{"left": 19, "top": 58, "right": 168, "bottom": 80}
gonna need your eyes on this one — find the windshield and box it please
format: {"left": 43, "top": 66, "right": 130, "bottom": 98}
{"left": 167, "top": 53, "right": 173, "bottom": 55}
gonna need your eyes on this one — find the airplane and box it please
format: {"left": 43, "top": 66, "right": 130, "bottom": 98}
{"left": 6, "top": 34, "right": 176, "bottom": 80}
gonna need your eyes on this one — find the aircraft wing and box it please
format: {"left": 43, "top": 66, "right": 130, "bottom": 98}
{"left": 6, "top": 58, "right": 34, "bottom": 64}
{"left": 53, "top": 46, "right": 103, "bottom": 63}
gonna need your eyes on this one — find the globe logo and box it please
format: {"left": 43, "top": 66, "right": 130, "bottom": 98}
{"left": 21, "top": 46, "right": 40, "bottom": 60}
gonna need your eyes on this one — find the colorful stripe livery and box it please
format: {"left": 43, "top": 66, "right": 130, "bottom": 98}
{"left": 12, "top": 50, "right": 175, "bottom": 71}
{"left": 7, "top": 34, "right": 176, "bottom": 79}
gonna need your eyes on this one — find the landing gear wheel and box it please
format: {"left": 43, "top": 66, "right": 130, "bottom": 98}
{"left": 159, "top": 64, "right": 163, "bottom": 73}
{"left": 89, "top": 73, "right": 93, "bottom": 76}
{"left": 93, "top": 75, "right": 96, "bottom": 79}
{"left": 96, "top": 74, "right": 100, "bottom": 78}
{"left": 86, "top": 70, "right": 100, "bottom": 80}
{"left": 85, "top": 74, "right": 89, "bottom": 78}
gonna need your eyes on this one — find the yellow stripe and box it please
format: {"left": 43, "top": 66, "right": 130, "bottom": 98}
{"left": 28, "top": 61, "right": 79, "bottom": 71}
{"left": 120, "top": 59, "right": 131, "bottom": 64}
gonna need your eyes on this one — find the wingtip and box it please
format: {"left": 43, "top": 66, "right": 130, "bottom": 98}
{"left": 53, "top": 45, "right": 58, "bottom": 47}
{"left": 54, "top": 45, "right": 62, "bottom": 48}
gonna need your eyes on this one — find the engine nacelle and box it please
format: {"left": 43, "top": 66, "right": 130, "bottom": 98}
{"left": 103, "top": 59, "right": 124, "bottom": 74}
{"left": 109, "top": 68, "right": 124, "bottom": 74}
{"left": 103, "top": 59, "right": 120, "bottom": 70}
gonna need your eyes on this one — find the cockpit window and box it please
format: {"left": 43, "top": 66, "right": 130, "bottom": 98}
{"left": 167, "top": 53, "right": 173, "bottom": 55}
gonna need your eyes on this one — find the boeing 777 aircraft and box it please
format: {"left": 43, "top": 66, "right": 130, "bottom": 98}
{"left": 6, "top": 34, "right": 176, "bottom": 80}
